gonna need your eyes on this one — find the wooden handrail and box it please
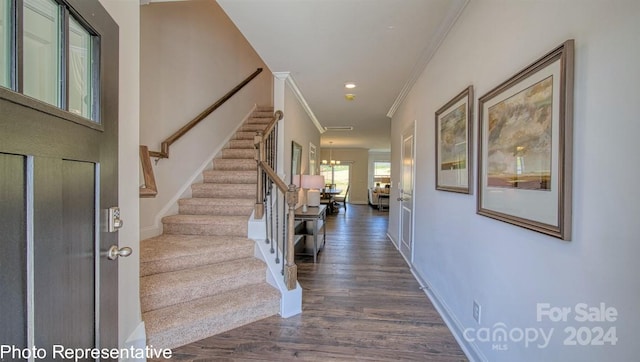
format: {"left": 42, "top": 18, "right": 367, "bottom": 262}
{"left": 260, "top": 110, "right": 283, "bottom": 142}
{"left": 253, "top": 110, "right": 283, "bottom": 219}
{"left": 253, "top": 110, "right": 298, "bottom": 290}
{"left": 139, "top": 145, "right": 158, "bottom": 198}
{"left": 259, "top": 160, "right": 289, "bottom": 193}
{"left": 258, "top": 160, "right": 298, "bottom": 290}
{"left": 140, "top": 68, "right": 263, "bottom": 197}
{"left": 148, "top": 68, "right": 264, "bottom": 159}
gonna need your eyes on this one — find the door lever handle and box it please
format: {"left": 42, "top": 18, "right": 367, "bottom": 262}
{"left": 107, "top": 245, "right": 132, "bottom": 260}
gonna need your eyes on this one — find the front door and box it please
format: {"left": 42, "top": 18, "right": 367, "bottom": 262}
{"left": 399, "top": 124, "right": 415, "bottom": 263}
{"left": 0, "top": 0, "right": 119, "bottom": 357}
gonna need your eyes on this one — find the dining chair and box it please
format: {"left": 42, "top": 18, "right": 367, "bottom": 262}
{"left": 333, "top": 185, "right": 349, "bottom": 212}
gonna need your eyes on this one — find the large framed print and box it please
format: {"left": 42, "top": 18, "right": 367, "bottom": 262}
{"left": 477, "top": 40, "right": 574, "bottom": 240}
{"left": 435, "top": 85, "right": 473, "bottom": 194}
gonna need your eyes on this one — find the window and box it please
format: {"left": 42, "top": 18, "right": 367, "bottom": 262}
{"left": 1, "top": 0, "right": 99, "bottom": 121}
{"left": 0, "top": 1, "right": 11, "bottom": 87}
{"left": 373, "top": 161, "right": 391, "bottom": 187}
{"left": 68, "top": 16, "right": 94, "bottom": 118}
{"left": 23, "top": 0, "right": 61, "bottom": 107}
{"left": 320, "top": 164, "right": 350, "bottom": 198}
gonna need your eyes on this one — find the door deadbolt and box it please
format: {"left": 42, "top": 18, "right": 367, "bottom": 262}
{"left": 107, "top": 206, "right": 124, "bottom": 232}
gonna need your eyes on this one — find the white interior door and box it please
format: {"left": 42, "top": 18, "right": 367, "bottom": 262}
{"left": 399, "top": 124, "right": 415, "bottom": 263}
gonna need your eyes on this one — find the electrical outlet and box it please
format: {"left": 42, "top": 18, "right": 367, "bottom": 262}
{"left": 473, "top": 300, "right": 481, "bottom": 324}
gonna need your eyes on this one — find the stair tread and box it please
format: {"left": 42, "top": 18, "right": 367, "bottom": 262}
{"left": 141, "top": 257, "right": 266, "bottom": 297}
{"left": 215, "top": 157, "right": 255, "bottom": 161}
{"left": 163, "top": 214, "right": 247, "bottom": 224}
{"left": 179, "top": 198, "right": 255, "bottom": 205}
{"left": 202, "top": 170, "right": 256, "bottom": 183}
{"left": 144, "top": 283, "right": 278, "bottom": 331}
{"left": 140, "top": 234, "right": 253, "bottom": 263}
{"left": 192, "top": 183, "right": 255, "bottom": 189}
{"left": 143, "top": 283, "right": 279, "bottom": 349}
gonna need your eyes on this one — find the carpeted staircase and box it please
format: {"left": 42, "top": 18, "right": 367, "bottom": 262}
{"left": 140, "top": 107, "right": 280, "bottom": 349}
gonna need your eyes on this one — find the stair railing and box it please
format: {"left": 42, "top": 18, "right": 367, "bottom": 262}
{"left": 254, "top": 111, "right": 298, "bottom": 290}
{"left": 139, "top": 68, "right": 264, "bottom": 197}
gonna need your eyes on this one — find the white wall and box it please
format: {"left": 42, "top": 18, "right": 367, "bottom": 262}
{"left": 98, "top": 0, "right": 142, "bottom": 349}
{"left": 140, "top": 0, "right": 272, "bottom": 236}
{"left": 390, "top": 1, "right": 640, "bottom": 360}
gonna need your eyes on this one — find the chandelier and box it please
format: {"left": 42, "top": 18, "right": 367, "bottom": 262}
{"left": 322, "top": 141, "right": 340, "bottom": 166}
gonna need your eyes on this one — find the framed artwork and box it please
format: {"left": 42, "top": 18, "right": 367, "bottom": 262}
{"left": 435, "top": 85, "right": 473, "bottom": 194}
{"left": 291, "top": 141, "right": 302, "bottom": 185}
{"left": 477, "top": 40, "right": 574, "bottom": 240}
{"left": 309, "top": 142, "right": 317, "bottom": 175}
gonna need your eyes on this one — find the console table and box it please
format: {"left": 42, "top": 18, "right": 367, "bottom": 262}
{"left": 294, "top": 204, "right": 327, "bottom": 263}
{"left": 377, "top": 193, "right": 390, "bottom": 211}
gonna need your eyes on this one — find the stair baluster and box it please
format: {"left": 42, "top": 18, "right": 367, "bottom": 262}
{"left": 253, "top": 110, "right": 297, "bottom": 290}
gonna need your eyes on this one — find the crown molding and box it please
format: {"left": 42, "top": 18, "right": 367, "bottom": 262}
{"left": 386, "top": 0, "right": 470, "bottom": 118}
{"left": 274, "top": 72, "right": 325, "bottom": 134}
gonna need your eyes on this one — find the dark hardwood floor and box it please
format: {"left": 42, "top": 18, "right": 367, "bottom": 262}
{"left": 161, "top": 204, "right": 467, "bottom": 361}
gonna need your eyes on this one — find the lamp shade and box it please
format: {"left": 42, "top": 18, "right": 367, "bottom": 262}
{"left": 303, "top": 175, "right": 325, "bottom": 207}
{"left": 301, "top": 175, "right": 325, "bottom": 190}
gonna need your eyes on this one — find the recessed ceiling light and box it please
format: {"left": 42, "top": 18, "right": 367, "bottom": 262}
{"left": 345, "top": 94, "right": 356, "bottom": 101}
{"left": 345, "top": 82, "right": 356, "bottom": 89}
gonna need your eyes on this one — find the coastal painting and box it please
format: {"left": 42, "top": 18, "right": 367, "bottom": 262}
{"left": 435, "top": 85, "right": 473, "bottom": 194}
{"left": 487, "top": 76, "right": 553, "bottom": 191}
{"left": 440, "top": 103, "right": 467, "bottom": 171}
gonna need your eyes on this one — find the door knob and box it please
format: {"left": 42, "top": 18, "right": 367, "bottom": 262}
{"left": 107, "top": 245, "right": 132, "bottom": 260}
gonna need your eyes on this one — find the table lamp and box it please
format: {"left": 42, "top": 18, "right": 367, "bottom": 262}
{"left": 301, "top": 175, "right": 325, "bottom": 210}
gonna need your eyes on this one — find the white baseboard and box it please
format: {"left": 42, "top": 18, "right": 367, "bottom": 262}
{"left": 121, "top": 321, "right": 147, "bottom": 362}
{"left": 252, "top": 226, "right": 302, "bottom": 318}
{"left": 411, "top": 268, "right": 485, "bottom": 362}
{"left": 386, "top": 232, "right": 399, "bottom": 249}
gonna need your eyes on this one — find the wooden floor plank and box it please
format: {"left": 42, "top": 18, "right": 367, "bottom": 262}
{"left": 157, "top": 205, "right": 467, "bottom": 361}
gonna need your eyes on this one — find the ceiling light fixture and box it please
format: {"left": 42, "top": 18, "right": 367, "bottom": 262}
{"left": 322, "top": 142, "right": 341, "bottom": 166}
{"left": 345, "top": 82, "right": 356, "bottom": 89}
{"left": 345, "top": 94, "right": 356, "bottom": 101}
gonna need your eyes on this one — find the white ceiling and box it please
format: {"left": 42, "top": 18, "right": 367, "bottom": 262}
{"left": 216, "top": 0, "right": 468, "bottom": 151}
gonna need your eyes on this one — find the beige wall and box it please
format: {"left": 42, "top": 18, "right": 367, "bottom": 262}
{"left": 140, "top": 0, "right": 272, "bottom": 235}
{"left": 283, "top": 85, "right": 321, "bottom": 184}
{"left": 320, "top": 148, "right": 370, "bottom": 204}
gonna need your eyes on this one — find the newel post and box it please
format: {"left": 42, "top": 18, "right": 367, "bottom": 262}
{"left": 254, "top": 132, "right": 265, "bottom": 219}
{"left": 284, "top": 184, "right": 298, "bottom": 290}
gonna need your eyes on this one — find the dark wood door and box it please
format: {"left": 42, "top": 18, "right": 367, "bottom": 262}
{"left": 0, "top": 0, "right": 119, "bottom": 356}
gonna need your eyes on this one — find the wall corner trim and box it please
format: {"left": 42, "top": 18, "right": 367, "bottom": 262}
{"left": 273, "top": 71, "right": 325, "bottom": 134}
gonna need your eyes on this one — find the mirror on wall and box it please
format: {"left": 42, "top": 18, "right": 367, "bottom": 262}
{"left": 309, "top": 142, "right": 317, "bottom": 175}
{"left": 291, "top": 141, "right": 302, "bottom": 185}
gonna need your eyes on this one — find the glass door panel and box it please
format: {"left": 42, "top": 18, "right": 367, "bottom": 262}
{"left": 68, "top": 16, "right": 93, "bottom": 119}
{"left": 0, "top": 1, "right": 11, "bottom": 88}
{"left": 23, "top": 0, "right": 60, "bottom": 107}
